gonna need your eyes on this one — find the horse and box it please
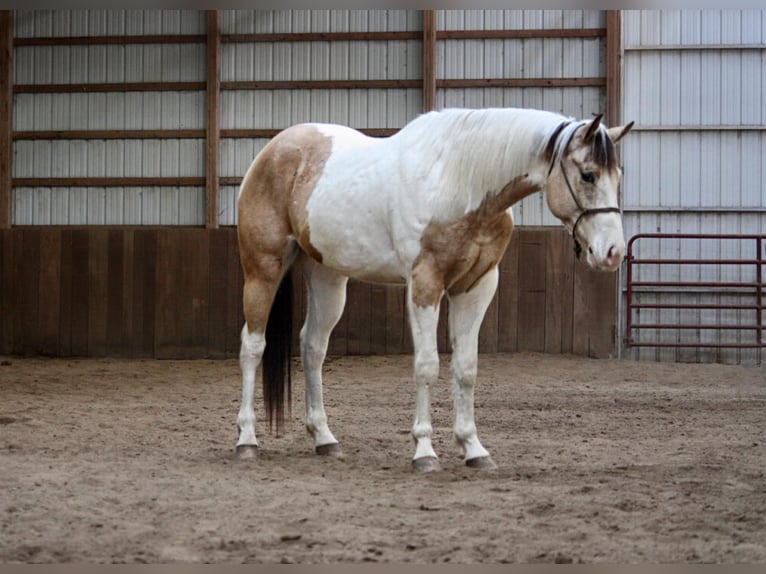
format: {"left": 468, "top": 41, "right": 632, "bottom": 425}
{"left": 235, "top": 107, "right": 633, "bottom": 472}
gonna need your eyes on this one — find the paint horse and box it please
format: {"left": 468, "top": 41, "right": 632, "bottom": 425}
{"left": 235, "top": 107, "right": 633, "bottom": 471}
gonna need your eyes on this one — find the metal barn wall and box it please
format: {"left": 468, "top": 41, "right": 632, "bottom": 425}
{"left": 436, "top": 9, "right": 607, "bottom": 227}
{"left": 1, "top": 9, "right": 621, "bottom": 359}
{"left": 12, "top": 10, "right": 208, "bottom": 225}
{"left": 621, "top": 10, "right": 766, "bottom": 364}
{"left": 218, "top": 10, "right": 423, "bottom": 225}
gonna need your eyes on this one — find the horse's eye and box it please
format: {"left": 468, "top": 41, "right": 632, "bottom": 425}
{"left": 581, "top": 171, "right": 596, "bottom": 184}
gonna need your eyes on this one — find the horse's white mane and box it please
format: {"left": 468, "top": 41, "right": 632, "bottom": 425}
{"left": 393, "top": 107, "right": 588, "bottom": 215}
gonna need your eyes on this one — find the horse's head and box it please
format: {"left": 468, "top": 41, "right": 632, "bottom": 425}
{"left": 544, "top": 115, "right": 634, "bottom": 272}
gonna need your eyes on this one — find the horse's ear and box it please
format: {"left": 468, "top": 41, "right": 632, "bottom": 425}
{"left": 583, "top": 114, "right": 603, "bottom": 143}
{"left": 607, "top": 121, "right": 635, "bottom": 144}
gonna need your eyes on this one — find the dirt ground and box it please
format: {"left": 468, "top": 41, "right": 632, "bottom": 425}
{"left": 0, "top": 352, "right": 764, "bottom": 563}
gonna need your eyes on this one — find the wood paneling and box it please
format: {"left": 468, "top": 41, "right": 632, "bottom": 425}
{"left": 0, "top": 227, "right": 618, "bottom": 359}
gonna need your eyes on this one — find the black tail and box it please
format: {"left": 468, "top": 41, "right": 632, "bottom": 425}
{"left": 262, "top": 271, "right": 293, "bottom": 434}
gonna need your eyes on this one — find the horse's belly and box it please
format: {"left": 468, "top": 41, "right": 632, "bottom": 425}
{"left": 306, "top": 206, "right": 406, "bottom": 285}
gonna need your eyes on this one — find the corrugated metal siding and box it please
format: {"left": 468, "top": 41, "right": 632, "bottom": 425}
{"left": 218, "top": 10, "right": 424, "bottom": 226}
{"left": 436, "top": 10, "right": 607, "bottom": 227}
{"left": 621, "top": 10, "right": 765, "bottom": 364}
{"left": 12, "top": 10, "right": 207, "bottom": 226}
{"left": 12, "top": 9, "right": 609, "bottom": 229}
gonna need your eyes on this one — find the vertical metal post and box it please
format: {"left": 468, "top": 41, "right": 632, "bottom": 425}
{"left": 624, "top": 236, "right": 635, "bottom": 348}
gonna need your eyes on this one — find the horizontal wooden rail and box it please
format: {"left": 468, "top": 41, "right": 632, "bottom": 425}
{"left": 14, "top": 82, "right": 206, "bottom": 94}
{"left": 15, "top": 35, "right": 206, "bottom": 46}
{"left": 13, "top": 177, "right": 205, "bottom": 188}
{"left": 438, "top": 77, "right": 605, "bottom": 88}
{"left": 14, "top": 129, "right": 206, "bottom": 140}
{"left": 11, "top": 128, "right": 401, "bottom": 141}
{"left": 438, "top": 28, "right": 604, "bottom": 40}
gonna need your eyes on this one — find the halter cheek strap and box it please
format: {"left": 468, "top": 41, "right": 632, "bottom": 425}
{"left": 546, "top": 120, "right": 621, "bottom": 258}
{"left": 559, "top": 159, "right": 621, "bottom": 259}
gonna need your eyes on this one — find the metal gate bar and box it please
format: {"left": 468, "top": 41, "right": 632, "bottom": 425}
{"left": 625, "top": 233, "right": 765, "bottom": 349}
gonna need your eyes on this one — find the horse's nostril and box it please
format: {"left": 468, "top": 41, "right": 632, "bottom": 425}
{"left": 588, "top": 247, "right": 593, "bottom": 255}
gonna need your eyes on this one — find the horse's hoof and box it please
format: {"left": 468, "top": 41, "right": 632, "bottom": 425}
{"left": 315, "top": 443, "right": 343, "bottom": 458}
{"left": 412, "top": 456, "right": 441, "bottom": 473}
{"left": 235, "top": 444, "right": 260, "bottom": 459}
{"left": 466, "top": 456, "right": 497, "bottom": 470}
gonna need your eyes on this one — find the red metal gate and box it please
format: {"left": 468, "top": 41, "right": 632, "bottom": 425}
{"left": 625, "top": 233, "right": 765, "bottom": 350}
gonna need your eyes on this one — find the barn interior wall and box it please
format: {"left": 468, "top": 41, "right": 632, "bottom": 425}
{"left": 1, "top": 9, "right": 623, "bottom": 359}
{"left": 620, "top": 10, "right": 765, "bottom": 365}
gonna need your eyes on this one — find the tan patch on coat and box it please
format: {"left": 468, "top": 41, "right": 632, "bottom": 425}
{"left": 410, "top": 175, "right": 541, "bottom": 308}
{"left": 236, "top": 124, "right": 333, "bottom": 331}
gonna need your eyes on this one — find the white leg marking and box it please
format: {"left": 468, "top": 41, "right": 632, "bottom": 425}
{"left": 301, "top": 262, "right": 348, "bottom": 451}
{"left": 237, "top": 325, "right": 265, "bottom": 448}
{"left": 448, "top": 267, "right": 499, "bottom": 463}
{"left": 407, "top": 284, "right": 442, "bottom": 464}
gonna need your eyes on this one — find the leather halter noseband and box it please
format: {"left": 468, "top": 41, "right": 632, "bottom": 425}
{"left": 549, "top": 123, "right": 621, "bottom": 259}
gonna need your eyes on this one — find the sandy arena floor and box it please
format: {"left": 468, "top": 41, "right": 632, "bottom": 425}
{"left": 0, "top": 352, "right": 764, "bottom": 563}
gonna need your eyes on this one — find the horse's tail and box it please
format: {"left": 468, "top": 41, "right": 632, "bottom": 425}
{"left": 262, "top": 270, "right": 293, "bottom": 434}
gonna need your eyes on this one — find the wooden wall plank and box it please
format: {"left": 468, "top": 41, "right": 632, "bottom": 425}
{"left": 70, "top": 230, "right": 90, "bottom": 356}
{"left": 106, "top": 230, "right": 125, "bottom": 356}
{"left": 120, "top": 231, "right": 135, "bottom": 357}
{"left": 226, "top": 229, "right": 243, "bottom": 357}
{"left": 88, "top": 229, "right": 109, "bottom": 357}
{"left": 384, "top": 286, "right": 406, "bottom": 354}
{"left": 544, "top": 229, "right": 566, "bottom": 354}
{"left": 572, "top": 261, "right": 591, "bottom": 357}
{"left": 517, "top": 229, "right": 547, "bottom": 352}
{"left": 370, "top": 284, "right": 387, "bottom": 355}
{"left": 0, "top": 227, "right": 617, "bottom": 359}
{"left": 497, "top": 230, "right": 520, "bottom": 352}
{"left": 346, "top": 280, "right": 371, "bottom": 355}
{"left": 478, "top": 290, "right": 499, "bottom": 354}
{"left": 208, "top": 229, "right": 230, "bottom": 358}
{"left": 190, "top": 228, "right": 211, "bottom": 357}
{"left": 16, "top": 230, "right": 40, "bottom": 354}
{"left": 131, "top": 229, "right": 157, "bottom": 357}
{"left": 58, "top": 230, "right": 73, "bottom": 356}
{"left": 0, "top": 230, "right": 11, "bottom": 352}
{"left": 38, "top": 229, "right": 61, "bottom": 356}
{"left": 329, "top": 288, "right": 349, "bottom": 357}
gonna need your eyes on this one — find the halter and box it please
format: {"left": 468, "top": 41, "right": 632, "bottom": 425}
{"left": 548, "top": 122, "right": 621, "bottom": 259}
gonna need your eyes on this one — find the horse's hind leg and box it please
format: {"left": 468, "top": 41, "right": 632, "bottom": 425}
{"left": 301, "top": 260, "right": 348, "bottom": 456}
{"left": 447, "top": 267, "right": 499, "bottom": 469}
{"left": 236, "top": 274, "right": 281, "bottom": 458}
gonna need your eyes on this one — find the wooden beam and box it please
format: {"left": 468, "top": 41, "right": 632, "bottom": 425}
{"left": 14, "top": 129, "right": 206, "bottom": 140}
{"left": 438, "top": 78, "right": 605, "bottom": 89}
{"left": 206, "top": 10, "right": 220, "bottom": 230}
{"left": 221, "top": 79, "right": 420, "bottom": 91}
{"left": 606, "top": 10, "right": 623, "bottom": 127}
{"left": 14, "top": 82, "right": 206, "bottom": 94}
{"left": 13, "top": 177, "right": 205, "bottom": 188}
{"left": 422, "top": 10, "right": 437, "bottom": 112}
{"left": 223, "top": 31, "right": 420, "bottom": 43}
{"left": 0, "top": 11, "right": 11, "bottom": 229}
{"left": 438, "top": 28, "right": 605, "bottom": 40}
{"left": 15, "top": 35, "right": 205, "bottom": 46}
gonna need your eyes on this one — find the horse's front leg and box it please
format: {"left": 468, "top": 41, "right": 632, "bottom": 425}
{"left": 406, "top": 279, "right": 443, "bottom": 473}
{"left": 447, "top": 267, "right": 499, "bottom": 469}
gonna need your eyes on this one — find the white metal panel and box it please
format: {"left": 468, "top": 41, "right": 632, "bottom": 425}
{"left": 621, "top": 9, "right": 765, "bottom": 364}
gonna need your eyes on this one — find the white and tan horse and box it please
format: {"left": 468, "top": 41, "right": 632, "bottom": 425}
{"left": 235, "top": 107, "right": 633, "bottom": 471}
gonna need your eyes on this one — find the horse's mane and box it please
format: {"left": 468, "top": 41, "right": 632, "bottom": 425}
{"left": 392, "top": 107, "right": 611, "bottom": 216}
